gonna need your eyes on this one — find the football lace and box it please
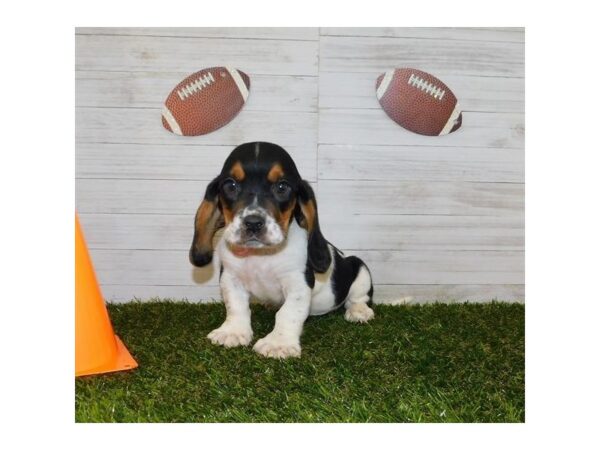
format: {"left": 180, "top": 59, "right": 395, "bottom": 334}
{"left": 177, "top": 72, "right": 216, "bottom": 100}
{"left": 408, "top": 73, "right": 445, "bottom": 100}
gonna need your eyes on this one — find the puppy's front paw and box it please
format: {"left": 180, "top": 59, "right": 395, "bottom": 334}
{"left": 344, "top": 303, "right": 375, "bottom": 323}
{"left": 207, "top": 323, "right": 253, "bottom": 348}
{"left": 253, "top": 333, "right": 301, "bottom": 359}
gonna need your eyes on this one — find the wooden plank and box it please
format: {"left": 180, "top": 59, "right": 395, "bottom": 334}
{"left": 77, "top": 179, "right": 213, "bottom": 214}
{"left": 79, "top": 213, "right": 195, "bottom": 250}
{"left": 76, "top": 143, "right": 317, "bottom": 182}
{"left": 90, "top": 248, "right": 219, "bottom": 287}
{"left": 318, "top": 109, "right": 524, "bottom": 148}
{"left": 75, "top": 34, "right": 318, "bottom": 75}
{"left": 319, "top": 72, "right": 524, "bottom": 113}
{"left": 76, "top": 179, "right": 318, "bottom": 214}
{"left": 317, "top": 180, "right": 523, "bottom": 217}
{"left": 354, "top": 249, "right": 524, "bottom": 285}
{"left": 319, "top": 35, "right": 524, "bottom": 77}
{"left": 102, "top": 284, "right": 524, "bottom": 303}
{"left": 318, "top": 145, "right": 523, "bottom": 183}
{"left": 319, "top": 214, "right": 524, "bottom": 251}
{"left": 77, "top": 27, "right": 319, "bottom": 41}
{"left": 79, "top": 212, "right": 523, "bottom": 252}
{"left": 76, "top": 107, "right": 317, "bottom": 147}
{"left": 374, "top": 284, "right": 524, "bottom": 303}
{"left": 89, "top": 248, "right": 523, "bottom": 287}
{"left": 320, "top": 27, "right": 524, "bottom": 43}
{"left": 76, "top": 71, "right": 318, "bottom": 112}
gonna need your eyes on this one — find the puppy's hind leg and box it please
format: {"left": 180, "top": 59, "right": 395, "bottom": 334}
{"left": 343, "top": 259, "right": 375, "bottom": 323}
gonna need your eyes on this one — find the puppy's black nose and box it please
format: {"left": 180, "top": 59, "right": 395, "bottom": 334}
{"left": 244, "top": 215, "right": 265, "bottom": 233}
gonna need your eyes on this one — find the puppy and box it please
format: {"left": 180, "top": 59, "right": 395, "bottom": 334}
{"left": 190, "top": 142, "right": 374, "bottom": 358}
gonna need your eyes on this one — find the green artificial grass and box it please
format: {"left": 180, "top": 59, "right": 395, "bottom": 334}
{"left": 75, "top": 301, "right": 524, "bottom": 423}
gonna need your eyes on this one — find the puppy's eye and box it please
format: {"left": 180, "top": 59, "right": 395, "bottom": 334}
{"left": 272, "top": 181, "right": 291, "bottom": 201}
{"left": 221, "top": 178, "right": 240, "bottom": 199}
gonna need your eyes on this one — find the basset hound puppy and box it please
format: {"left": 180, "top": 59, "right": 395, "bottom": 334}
{"left": 190, "top": 142, "right": 374, "bottom": 358}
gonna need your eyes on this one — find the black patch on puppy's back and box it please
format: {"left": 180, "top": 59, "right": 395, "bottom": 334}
{"left": 331, "top": 251, "right": 366, "bottom": 305}
{"left": 304, "top": 264, "right": 315, "bottom": 289}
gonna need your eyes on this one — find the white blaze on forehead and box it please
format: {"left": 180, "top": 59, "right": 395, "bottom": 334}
{"left": 243, "top": 207, "right": 260, "bottom": 217}
{"left": 254, "top": 142, "right": 260, "bottom": 160}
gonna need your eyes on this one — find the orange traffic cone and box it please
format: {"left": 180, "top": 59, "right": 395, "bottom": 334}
{"left": 75, "top": 214, "right": 137, "bottom": 376}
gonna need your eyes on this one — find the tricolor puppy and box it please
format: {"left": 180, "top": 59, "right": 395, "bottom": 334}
{"left": 190, "top": 142, "right": 374, "bottom": 359}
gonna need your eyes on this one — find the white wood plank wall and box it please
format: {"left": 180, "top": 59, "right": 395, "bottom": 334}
{"left": 75, "top": 27, "right": 524, "bottom": 304}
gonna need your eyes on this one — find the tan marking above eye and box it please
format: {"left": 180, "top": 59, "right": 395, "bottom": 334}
{"left": 267, "top": 163, "right": 284, "bottom": 183}
{"left": 229, "top": 161, "right": 245, "bottom": 181}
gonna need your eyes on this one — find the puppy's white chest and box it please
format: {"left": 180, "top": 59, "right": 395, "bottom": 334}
{"left": 218, "top": 221, "right": 309, "bottom": 305}
{"left": 238, "top": 261, "right": 286, "bottom": 304}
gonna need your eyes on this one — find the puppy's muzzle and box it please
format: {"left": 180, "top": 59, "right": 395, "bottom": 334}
{"left": 223, "top": 206, "right": 285, "bottom": 248}
{"left": 244, "top": 214, "right": 265, "bottom": 234}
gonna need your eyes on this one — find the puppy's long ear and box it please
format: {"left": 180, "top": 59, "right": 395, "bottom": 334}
{"left": 295, "top": 180, "right": 331, "bottom": 273}
{"left": 189, "top": 178, "right": 224, "bottom": 267}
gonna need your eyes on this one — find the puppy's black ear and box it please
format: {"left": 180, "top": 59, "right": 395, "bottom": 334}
{"left": 295, "top": 180, "right": 331, "bottom": 273}
{"left": 189, "top": 178, "right": 224, "bottom": 267}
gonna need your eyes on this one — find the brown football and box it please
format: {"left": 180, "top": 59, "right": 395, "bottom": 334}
{"left": 376, "top": 68, "right": 462, "bottom": 136}
{"left": 162, "top": 67, "right": 250, "bottom": 136}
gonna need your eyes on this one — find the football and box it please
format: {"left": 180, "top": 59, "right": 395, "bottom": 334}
{"left": 375, "top": 68, "right": 462, "bottom": 136}
{"left": 162, "top": 67, "right": 250, "bottom": 136}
